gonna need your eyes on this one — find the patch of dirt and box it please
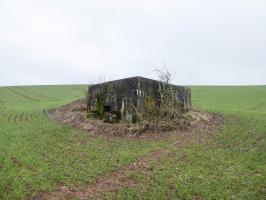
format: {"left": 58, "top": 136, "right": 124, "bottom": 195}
{"left": 174, "top": 111, "right": 224, "bottom": 147}
{"left": 48, "top": 99, "right": 223, "bottom": 140}
{"left": 33, "top": 150, "right": 170, "bottom": 200}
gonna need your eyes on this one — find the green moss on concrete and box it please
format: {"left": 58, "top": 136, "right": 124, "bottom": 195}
{"left": 96, "top": 96, "right": 105, "bottom": 118}
{"left": 145, "top": 90, "right": 155, "bottom": 113}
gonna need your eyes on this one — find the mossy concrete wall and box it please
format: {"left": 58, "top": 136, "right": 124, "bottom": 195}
{"left": 87, "top": 76, "right": 191, "bottom": 123}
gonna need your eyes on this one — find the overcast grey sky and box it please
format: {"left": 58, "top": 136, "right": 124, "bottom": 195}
{"left": 0, "top": 0, "right": 265, "bottom": 86}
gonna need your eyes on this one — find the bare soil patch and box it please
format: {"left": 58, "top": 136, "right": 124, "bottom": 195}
{"left": 34, "top": 150, "right": 169, "bottom": 200}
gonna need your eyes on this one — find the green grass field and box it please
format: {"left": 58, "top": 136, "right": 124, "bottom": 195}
{"left": 0, "top": 85, "right": 265, "bottom": 199}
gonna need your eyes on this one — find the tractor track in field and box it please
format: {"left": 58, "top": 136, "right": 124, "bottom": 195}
{"left": 0, "top": 102, "right": 4, "bottom": 110}
{"left": 26, "top": 112, "right": 36, "bottom": 122}
{"left": 20, "top": 112, "right": 24, "bottom": 121}
{"left": 35, "top": 93, "right": 59, "bottom": 101}
{"left": 30, "top": 113, "right": 34, "bottom": 121}
{"left": 25, "top": 112, "right": 30, "bottom": 121}
{"left": 7, "top": 114, "right": 12, "bottom": 122}
{"left": 0, "top": 100, "right": 5, "bottom": 112}
{"left": 42, "top": 110, "right": 48, "bottom": 116}
{"left": 8, "top": 88, "right": 40, "bottom": 102}
{"left": 6, "top": 113, "right": 19, "bottom": 122}
{"left": 4, "top": 111, "right": 46, "bottom": 122}
{"left": 33, "top": 150, "right": 171, "bottom": 200}
{"left": 15, "top": 87, "right": 59, "bottom": 101}
{"left": 13, "top": 115, "right": 17, "bottom": 122}
{"left": 1, "top": 112, "right": 6, "bottom": 117}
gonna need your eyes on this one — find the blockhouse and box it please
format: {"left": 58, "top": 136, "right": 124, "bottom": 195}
{"left": 87, "top": 76, "right": 191, "bottom": 123}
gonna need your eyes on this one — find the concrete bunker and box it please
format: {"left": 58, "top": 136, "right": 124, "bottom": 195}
{"left": 87, "top": 76, "right": 192, "bottom": 123}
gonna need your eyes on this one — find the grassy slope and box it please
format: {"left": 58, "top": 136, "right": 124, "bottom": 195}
{"left": 0, "top": 85, "right": 265, "bottom": 199}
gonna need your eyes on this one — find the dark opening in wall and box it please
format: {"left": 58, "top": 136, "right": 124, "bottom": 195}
{"left": 104, "top": 106, "right": 111, "bottom": 112}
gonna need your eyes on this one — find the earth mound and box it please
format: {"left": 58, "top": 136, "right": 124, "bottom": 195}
{"left": 48, "top": 99, "right": 223, "bottom": 138}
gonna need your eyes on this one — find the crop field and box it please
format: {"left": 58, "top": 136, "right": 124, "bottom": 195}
{"left": 0, "top": 85, "right": 265, "bottom": 199}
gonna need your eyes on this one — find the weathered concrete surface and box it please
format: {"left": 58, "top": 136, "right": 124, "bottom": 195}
{"left": 87, "top": 76, "right": 191, "bottom": 123}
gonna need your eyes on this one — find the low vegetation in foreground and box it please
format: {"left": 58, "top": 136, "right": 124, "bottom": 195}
{"left": 0, "top": 85, "right": 265, "bottom": 199}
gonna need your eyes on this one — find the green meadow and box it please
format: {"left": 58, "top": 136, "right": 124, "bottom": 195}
{"left": 0, "top": 85, "right": 265, "bottom": 199}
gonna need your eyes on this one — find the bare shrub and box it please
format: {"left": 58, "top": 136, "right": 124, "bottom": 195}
{"left": 88, "top": 75, "right": 107, "bottom": 85}
{"left": 130, "top": 66, "right": 188, "bottom": 134}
